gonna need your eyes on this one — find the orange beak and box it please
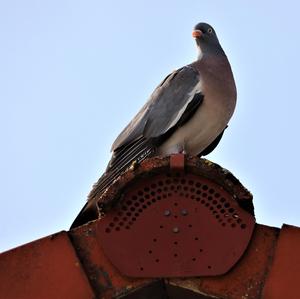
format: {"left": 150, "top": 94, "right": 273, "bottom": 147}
{"left": 192, "top": 30, "right": 202, "bottom": 38}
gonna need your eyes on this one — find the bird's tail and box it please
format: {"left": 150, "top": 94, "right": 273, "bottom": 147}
{"left": 70, "top": 137, "right": 155, "bottom": 229}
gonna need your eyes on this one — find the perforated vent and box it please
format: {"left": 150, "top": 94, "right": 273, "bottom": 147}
{"left": 98, "top": 171, "right": 255, "bottom": 278}
{"left": 104, "top": 173, "right": 247, "bottom": 234}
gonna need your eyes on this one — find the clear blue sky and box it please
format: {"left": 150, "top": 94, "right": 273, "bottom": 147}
{"left": 1, "top": 0, "right": 300, "bottom": 252}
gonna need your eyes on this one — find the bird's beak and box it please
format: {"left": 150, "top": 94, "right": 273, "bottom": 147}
{"left": 192, "top": 30, "right": 202, "bottom": 38}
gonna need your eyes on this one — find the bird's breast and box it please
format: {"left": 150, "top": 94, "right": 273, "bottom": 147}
{"left": 158, "top": 58, "right": 236, "bottom": 156}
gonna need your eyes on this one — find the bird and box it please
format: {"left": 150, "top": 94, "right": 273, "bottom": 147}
{"left": 70, "top": 22, "right": 237, "bottom": 229}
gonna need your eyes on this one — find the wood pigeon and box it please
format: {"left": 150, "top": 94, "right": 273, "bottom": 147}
{"left": 71, "top": 22, "right": 237, "bottom": 228}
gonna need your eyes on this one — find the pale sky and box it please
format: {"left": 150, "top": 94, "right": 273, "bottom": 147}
{"left": 1, "top": 0, "right": 300, "bottom": 252}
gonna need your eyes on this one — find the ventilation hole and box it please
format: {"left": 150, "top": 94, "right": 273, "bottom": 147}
{"left": 115, "top": 227, "right": 120, "bottom": 231}
{"left": 170, "top": 185, "right": 175, "bottom": 190}
{"left": 196, "top": 197, "right": 200, "bottom": 201}
{"left": 158, "top": 180, "right": 163, "bottom": 186}
{"left": 113, "top": 217, "right": 119, "bottom": 221}
{"left": 229, "top": 208, "right": 235, "bottom": 213}
{"left": 105, "top": 228, "right": 111, "bottom": 233}
{"left": 134, "top": 213, "right": 139, "bottom": 217}
{"left": 139, "top": 198, "right": 145, "bottom": 203}
{"left": 166, "top": 179, "right": 171, "bottom": 185}
{"left": 145, "top": 194, "right": 150, "bottom": 199}
{"left": 190, "top": 195, "right": 195, "bottom": 199}
{"left": 202, "top": 185, "right": 208, "bottom": 191}
{"left": 132, "top": 217, "right": 136, "bottom": 221}
{"left": 224, "top": 203, "right": 230, "bottom": 208}
{"left": 208, "top": 265, "right": 212, "bottom": 269}
{"left": 174, "top": 241, "right": 178, "bottom": 245}
{"left": 220, "top": 209, "right": 225, "bottom": 213}
{"left": 162, "top": 194, "right": 167, "bottom": 199}
{"left": 163, "top": 187, "right": 168, "bottom": 191}
{"left": 179, "top": 192, "right": 184, "bottom": 196}
{"left": 150, "top": 191, "right": 156, "bottom": 196}
{"left": 126, "top": 212, "right": 131, "bottom": 217}
{"left": 152, "top": 198, "right": 157, "bottom": 203}
{"left": 122, "top": 206, "right": 127, "bottom": 211}
{"left": 196, "top": 190, "right": 201, "bottom": 195}
{"left": 183, "top": 186, "right": 188, "bottom": 191}
{"left": 174, "top": 253, "right": 178, "bottom": 258}
{"left": 215, "top": 215, "right": 220, "bottom": 219}
{"left": 140, "top": 267, "right": 144, "bottom": 271}
{"left": 144, "top": 187, "right": 150, "bottom": 192}
{"left": 190, "top": 187, "right": 195, "bottom": 193}
{"left": 138, "top": 191, "right": 143, "bottom": 196}
{"left": 209, "top": 188, "right": 215, "bottom": 194}
{"left": 222, "top": 223, "right": 226, "bottom": 227}
{"left": 181, "top": 179, "right": 186, "bottom": 184}
{"left": 203, "top": 193, "right": 207, "bottom": 198}
{"left": 134, "top": 202, "right": 139, "bottom": 207}
{"left": 192, "top": 258, "right": 196, "bottom": 261}
{"left": 212, "top": 211, "right": 217, "bottom": 215}
{"left": 157, "top": 188, "right": 162, "bottom": 193}
{"left": 194, "top": 237, "right": 199, "bottom": 241}
{"left": 153, "top": 238, "right": 157, "bottom": 242}
{"left": 196, "top": 182, "right": 201, "bottom": 188}
{"left": 138, "top": 208, "right": 143, "bottom": 213}
{"left": 208, "top": 196, "right": 213, "bottom": 201}
{"left": 125, "top": 225, "right": 130, "bottom": 229}
{"left": 241, "top": 224, "right": 247, "bottom": 229}
{"left": 118, "top": 212, "right": 122, "bottom": 216}
{"left": 231, "top": 223, "right": 236, "bottom": 228}
{"left": 237, "top": 218, "right": 242, "bottom": 224}
{"left": 228, "top": 218, "right": 232, "bottom": 223}
{"left": 201, "top": 199, "right": 205, "bottom": 204}
{"left": 174, "top": 202, "right": 178, "bottom": 206}
{"left": 176, "top": 185, "right": 182, "bottom": 191}
{"left": 151, "top": 183, "right": 157, "bottom": 188}
{"left": 126, "top": 200, "right": 132, "bottom": 206}
{"left": 220, "top": 197, "right": 226, "bottom": 202}
{"left": 159, "top": 225, "right": 164, "bottom": 229}
{"left": 155, "top": 259, "right": 160, "bottom": 263}
{"left": 188, "top": 224, "right": 193, "bottom": 228}
{"left": 130, "top": 207, "right": 135, "bottom": 212}
{"left": 148, "top": 250, "right": 152, "bottom": 254}
{"left": 146, "top": 202, "right": 151, "bottom": 206}
{"left": 119, "top": 221, "right": 124, "bottom": 226}
{"left": 188, "top": 180, "right": 194, "bottom": 186}
{"left": 209, "top": 207, "right": 213, "bottom": 211}
{"left": 215, "top": 193, "right": 220, "bottom": 198}
{"left": 132, "top": 195, "right": 137, "bottom": 200}
{"left": 217, "top": 204, "right": 222, "bottom": 209}
{"left": 212, "top": 200, "right": 217, "bottom": 205}
{"left": 205, "top": 203, "right": 210, "bottom": 207}
{"left": 142, "top": 204, "right": 147, "bottom": 209}
{"left": 199, "top": 249, "right": 203, "bottom": 252}
{"left": 109, "top": 223, "right": 115, "bottom": 227}
{"left": 174, "top": 215, "right": 178, "bottom": 219}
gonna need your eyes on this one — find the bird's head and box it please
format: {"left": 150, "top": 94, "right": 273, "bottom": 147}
{"left": 192, "top": 23, "right": 224, "bottom": 56}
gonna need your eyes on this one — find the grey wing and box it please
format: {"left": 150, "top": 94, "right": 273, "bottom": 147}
{"left": 111, "top": 65, "right": 201, "bottom": 151}
{"left": 70, "top": 66, "right": 203, "bottom": 229}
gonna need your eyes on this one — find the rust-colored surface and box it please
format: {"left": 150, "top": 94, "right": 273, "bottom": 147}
{"left": 0, "top": 231, "right": 95, "bottom": 299}
{"left": 97, "top": 156, "right": 254, "bottom": 217}
{"left": 170, "top": 153, "right": 185, "bottom": 170}
{"left": 168, "top": 224, "right": 279, "bottom": 299}
{"left": 69, "top": 221, "right": 156, "bottom": 299}
{"left": 3, "top": 155, "right": 300, "bottom": 299}
{"left": 98, "top": 172, "right": 255, "bottom": 277}
{"left": 262, "top": 224, "right": 300, "bottom": 299}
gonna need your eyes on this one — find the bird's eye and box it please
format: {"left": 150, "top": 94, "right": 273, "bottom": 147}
{"left": 207, "top": 28, "right": 213, "bottom": 34}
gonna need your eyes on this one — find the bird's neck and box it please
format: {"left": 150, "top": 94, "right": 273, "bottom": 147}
{"left": 197, "top": 44, "right": 225, "bottom": 60}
